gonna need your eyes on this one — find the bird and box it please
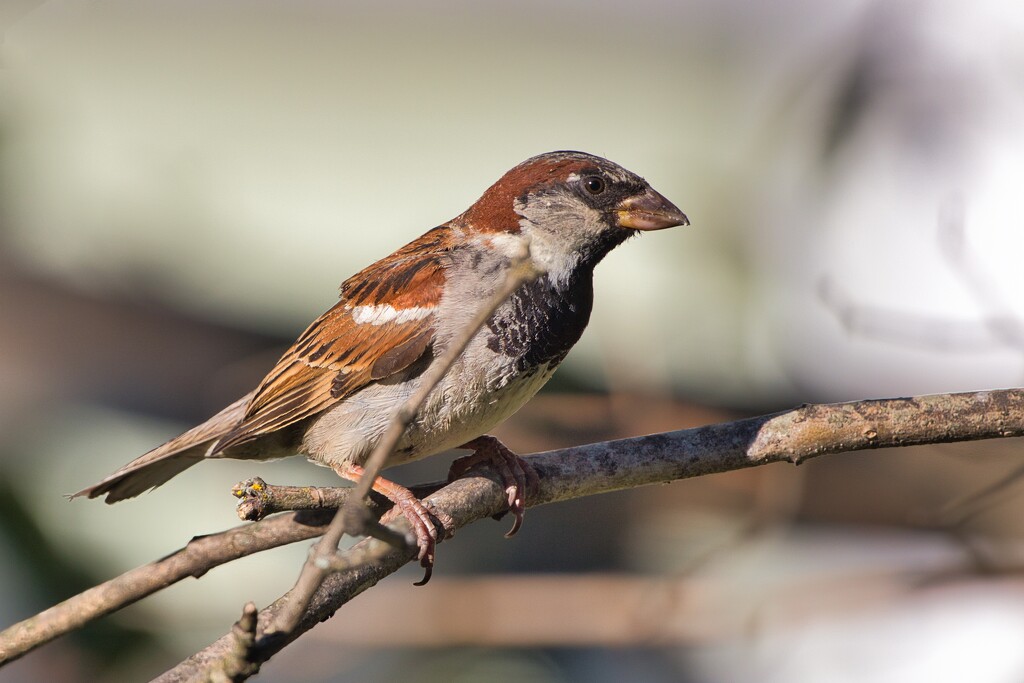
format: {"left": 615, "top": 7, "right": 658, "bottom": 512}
{"left": 74, "top": 150, "right": 689, "bottom": 580}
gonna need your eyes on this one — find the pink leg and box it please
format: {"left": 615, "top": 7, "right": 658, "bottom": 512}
{"left": 449, "top": 435, "right": 539, "bottom": 537}
{"left": 335, "top": 463, "right": 444, "bottom": 586}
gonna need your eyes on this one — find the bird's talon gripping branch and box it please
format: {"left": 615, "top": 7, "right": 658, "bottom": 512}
{"left": 340, "top": 463, "right": 445, "bottom": 585}
{"left": 422, "top": 500, "right": 455, "bottom": 539}
{"left": 451, "top": 435, "right": 539, "bottom": 538}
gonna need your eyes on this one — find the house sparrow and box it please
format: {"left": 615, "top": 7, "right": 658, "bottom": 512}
{"left": 75, "top": 150, "right": 688, "bottom": 578}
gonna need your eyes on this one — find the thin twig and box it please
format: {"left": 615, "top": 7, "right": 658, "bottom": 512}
{"left": 232, "top": 478, "right": 340, "bottom": 521}
{"left": 233, "top": 478, "right": 446, "bottom": 522}
{"left": 270, "top": 239, "right": 545, "bottom": 634}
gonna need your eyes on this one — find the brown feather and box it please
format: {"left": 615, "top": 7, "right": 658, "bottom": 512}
{"left": 71, "top": 393, "right": 253, "bottom": 502}
{"left": 213, "top": 226, "right": 454, "bottom": 453}
{"left": 370, "top": 327, "right": 433, "bottom": 380}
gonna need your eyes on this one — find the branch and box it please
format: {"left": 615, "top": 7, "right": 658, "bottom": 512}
{"left": 0, "top": 505, "right": 342, "bottom": 664}
{"left": 232, "top": 477, "right": 443, "bottom": 522}
{"left": 207, "top": 602, "right": 259, "bottom": 683}
{"left": 156, "top": 388, "right": 1024, "bottom": 681}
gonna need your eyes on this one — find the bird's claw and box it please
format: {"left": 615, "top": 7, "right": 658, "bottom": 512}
{"left": 382, "top": 494, "right": 452, "bottom": 585}
{"left": 450, "top": 435, "right": 538, "bottom": 537}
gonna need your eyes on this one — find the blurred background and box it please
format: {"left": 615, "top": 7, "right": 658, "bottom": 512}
{"left": 2, "top": 0, "right": 1024, "bottom": 680}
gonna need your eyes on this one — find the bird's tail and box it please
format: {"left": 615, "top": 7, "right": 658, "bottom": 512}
{"left": 71, "top": 393, "right": 253, "bottom": 504}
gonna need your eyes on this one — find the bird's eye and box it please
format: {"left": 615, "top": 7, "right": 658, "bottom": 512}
{"left": 583, "top": 176, "right": 606, "bottom": 195}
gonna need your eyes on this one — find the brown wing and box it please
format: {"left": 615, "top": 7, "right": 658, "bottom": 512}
{"left": 214, "top": 226, "right": 453, "bottom": 452}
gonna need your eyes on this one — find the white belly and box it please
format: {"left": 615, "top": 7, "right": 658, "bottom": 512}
{"left": 403, "top": 360, "right": 556, "bottom": 460}
{"left": 300, "top": 347, "right": 557, "bottom": 471}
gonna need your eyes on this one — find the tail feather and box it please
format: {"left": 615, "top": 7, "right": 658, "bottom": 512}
{"left": 72, "top": 393, "right": 253, "bottom": 504}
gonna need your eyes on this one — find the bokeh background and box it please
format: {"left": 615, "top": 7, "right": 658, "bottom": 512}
{"left": 3, "top": 0, "right": 1024, "bottom": 680}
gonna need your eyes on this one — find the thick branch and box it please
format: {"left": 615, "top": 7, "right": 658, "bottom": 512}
{"left": 157, "top": 388, "right": 1024, "bottom": 681}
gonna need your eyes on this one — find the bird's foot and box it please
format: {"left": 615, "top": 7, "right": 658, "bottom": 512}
{"left": 337, "top": 464, "right": 451, "bottom": 585}
{"left": 449, "top": 435, "right": 538, "bottom": 537}
{"left": 379, "top": 491, "right": 445, "bottom": 585}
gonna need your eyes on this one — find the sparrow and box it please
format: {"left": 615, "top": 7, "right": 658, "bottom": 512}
{"left": 75, "top": 150, "right": 688, "bottom": 580}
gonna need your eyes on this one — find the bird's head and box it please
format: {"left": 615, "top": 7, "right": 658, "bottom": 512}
{"left": 459, "top": 151, "right": 688, "bottom": 284}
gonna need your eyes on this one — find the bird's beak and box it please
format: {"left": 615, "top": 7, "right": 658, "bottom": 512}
{"left": 615, "top": 188, "right": 690, "bottom": 230}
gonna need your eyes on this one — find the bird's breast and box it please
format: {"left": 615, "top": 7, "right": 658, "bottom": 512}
{"left": 484, "top": 274, "right": 594, "bottom": 373}
{"left": 302, "top": 273, "right": 593, "bottom": 471}
{"left": 390, "top": 275, "right": 593, "bottom": 462}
